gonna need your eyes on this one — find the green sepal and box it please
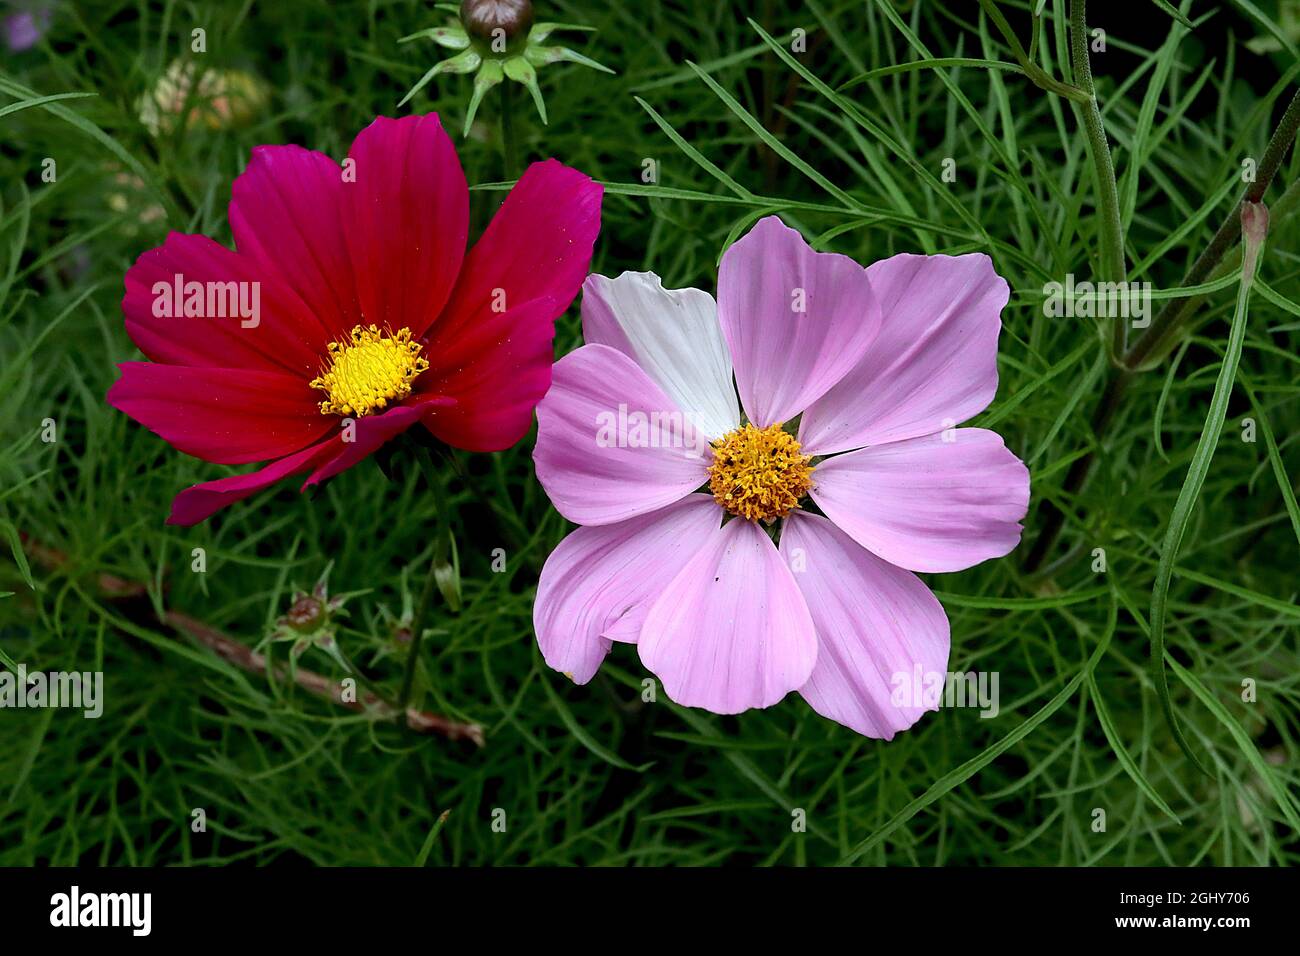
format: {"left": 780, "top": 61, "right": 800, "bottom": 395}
{"left": 529, "top": 22, "right": 598, "bottom": 44}
{"left": 399, "top": 25, "right": 470, "bottom": 49}
{"left": 464, "top": 59, "right": 505, "bottom": 135}
{"left": 398, "top": 47, "right": 481, "bottom": 107}
{"left": 503, "top": 55, "right": 547, "bottom": 124}
{"left": 525, "top": 44, "right": 616, "bottom": 75}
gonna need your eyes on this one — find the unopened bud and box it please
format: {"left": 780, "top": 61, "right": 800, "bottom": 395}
{"left": 1241, "top": 201, "right": 1269, "bottom": 277}
{"left": 285, "top": 593, "right": 325, "bottom": 633}
{"left": 1241, "top": 201, "right": 1269, "bottom": 248}
{"left": 460, "top": 0, "right": 534, "bottom": 43}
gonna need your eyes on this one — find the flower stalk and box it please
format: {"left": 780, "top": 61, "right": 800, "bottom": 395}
{"left": 1024, "top": 87, "right": 1300, "bottom": 573}
{"left": 397, "top": 443, "right": 460, "bottom": 713}
{"left": 1068, "top": 0, "right": 1128, "bottom": 361}
{"left": 1123, "top": 88, "right": 1300, "bottom": 371}
{"left": 976, "top": 0, "right": 1091, "bottom": 104}
{"left": 500, "top": 78, "right": 520, "bottom": 179}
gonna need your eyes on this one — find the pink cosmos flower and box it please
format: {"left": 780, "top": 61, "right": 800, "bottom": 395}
{"left": 108, "top": 113, "right": 602, "bottom": 525}
{"left": 532, "top": 216, "right": 1029, "bottom": 738}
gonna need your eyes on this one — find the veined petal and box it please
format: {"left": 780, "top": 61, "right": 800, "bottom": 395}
{"left": 581, "top": 272, "right": 739, "bottom": 439}
{"left": 534, "top": 495, "right": 721, "bottom": 683}
{"left": 781, "top": 512, "right": 950, "bottom": 739}
{"left": 716, "top": 216, "right": 880, "bottom": 427}
{"left": 229, "top": 143, "right": 361, "bottom": 345}
{"left": 122, "top": 232, "right": 325, "bottom": 378}
{"left": 162, "top": 395, "right": 454, "bottom": 525}
{"left": 341, "top": 114, "right": 469, "bottom": 338}
{"left": 533, "top": 344, "right": 711, "bottom": 526}
{"left": 422, "top": 159, "right": 602, "bottom": 451}
{"left": 166, "top": 437, "right": 339, "bottom": 526}
{"left": 302, "top": 395, "right": 454, "bottom": 488}
{"left": 810, "top": 429, "right": 1030, "bottom": 573}
{"left": 800, "top": 253, "right": 1008, "bottom": 454}
{"left": 638, "top": 518, "right": 817, "bottom": 714}
{"left": 108, "top": 362, "right": 332, "bottom": 465}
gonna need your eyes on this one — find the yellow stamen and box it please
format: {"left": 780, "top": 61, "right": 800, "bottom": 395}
{"left": 707, "top": 422, "right": 815, "bottom": 522}
{"left": 309, "top": 325, "right": 429, "bottom": 418}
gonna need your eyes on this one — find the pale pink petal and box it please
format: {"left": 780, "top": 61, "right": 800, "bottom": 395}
{"left": 810, "top": 429, "right": 1030, "bottom": 573}
{"left": 581, "top": 272, "right": 739, "bottom": 439}
{"left": 800, "top": 253, "right": 1008, "bottom": 454}
{"left": 533, "top": 344, "right": 711, "bottom": 526}
{"left": 716, "top": 216, "right": 880, "bottom": 427}
{"left": 638, "top": 518, "right": 817, "bottom": 714}
{"left": 781, "top": 512, "right": 950, "bottom": 739}
{"left": 534, "top": 495, "right": 721, "bottom": 683}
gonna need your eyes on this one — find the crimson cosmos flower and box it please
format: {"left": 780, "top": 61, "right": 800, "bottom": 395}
{"left": 108, "top": 113, "right": 602, "bottom": 524}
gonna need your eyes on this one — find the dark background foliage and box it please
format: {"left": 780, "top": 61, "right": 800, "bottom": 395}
{"left": 1, "top": 0, "right": 1298, "bottom": 865}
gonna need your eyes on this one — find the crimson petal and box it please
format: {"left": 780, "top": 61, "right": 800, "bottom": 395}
{"left": 341, "top": 114, "right": 469, "bottom": 339}
{"left": 108, "top": 362, "right": 332, "bottom": 465}
{"left": 421, "top": 159, "right": 602, "bottom": 451}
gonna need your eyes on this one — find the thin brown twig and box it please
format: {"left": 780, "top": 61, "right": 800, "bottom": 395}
{"left": 18, "top": 535, "right": 485, "bottom": 746}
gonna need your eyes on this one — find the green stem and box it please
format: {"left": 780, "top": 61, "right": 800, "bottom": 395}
{"left": 396, "top": 447, "right": 451, "bottom": 713}
{"left": 1123, "top": 88, "right": 1300, "bottom": 371}
{"left": 1024, "top": 91, "right": 1300, "bottom": 573}
{"left": 976, "top": 0, "right": 1091, "bottom": 103}
{"left": 500, "top": 80, "right": 519, "bottom": 180}
{"left": 1069, "top": 0, "right": 1128, "bottom": 360}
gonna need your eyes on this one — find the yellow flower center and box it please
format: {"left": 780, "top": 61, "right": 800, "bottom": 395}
{"left": 707, "top": 422, "right": 815, "bottom": 523}
{"left": 309, "top": 325, "right": 429, "bottom": 418}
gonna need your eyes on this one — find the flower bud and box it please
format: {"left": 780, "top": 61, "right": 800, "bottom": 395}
{"left": 284, "top": 592, "right": 326, "bottom": 634}
{"left": 459, "top": 0, "right": 533, "bottom": 44}
{"left": 1241, "top": 200, "right": 1269, "bottom": 249}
